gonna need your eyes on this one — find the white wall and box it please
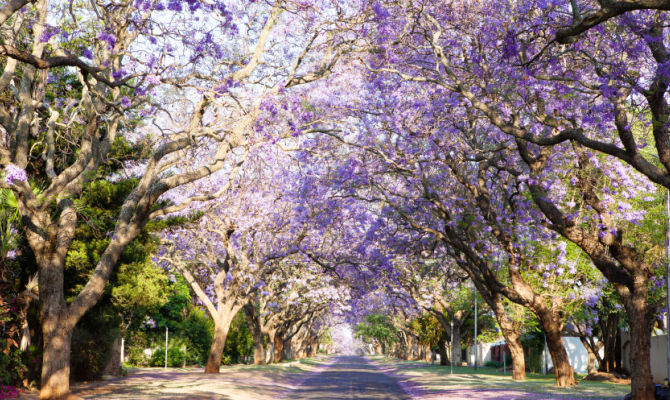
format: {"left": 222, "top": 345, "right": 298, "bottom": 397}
{"left": 465, "top": 342, "right": 493, "bottom": 366}
{"left": 468, "top": 336, "right": 593, "bottom": 374}
{"left": 540, "top": 337, "right": 591, "bottom": 374}
{"left": 621, "top": 331, "right": 667, "bottom": 384}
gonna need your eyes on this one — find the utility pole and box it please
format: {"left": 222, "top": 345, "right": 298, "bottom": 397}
{"left": 474, "top": 288, "right": 478, "bottom": 371}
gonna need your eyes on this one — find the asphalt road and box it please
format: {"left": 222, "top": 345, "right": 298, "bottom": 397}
{"left": 287, "top": 356, "right": 412, "bottom": 400}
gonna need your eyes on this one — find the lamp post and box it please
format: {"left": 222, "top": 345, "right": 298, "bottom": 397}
{"left": 474, "top": 288, "right": 478, "bottom": 371}
{"left": 165, "top": 326, "right": 168, "bottom": 369}
{"left": 450, "top": 320, "right": 454, "bottom": 375}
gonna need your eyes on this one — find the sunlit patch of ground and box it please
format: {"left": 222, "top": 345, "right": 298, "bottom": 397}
{"left": 18, "top": 357, "right": 331, "bottom": 400}
{"left": 368, "top": 356, "right": 630, "bottom": 400}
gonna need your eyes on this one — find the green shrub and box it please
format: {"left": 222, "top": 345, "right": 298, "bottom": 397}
{"left": 484, "top": 360, "right": 502, "bottom": 368}
{"left": 0, "top": 340, "right": 25, "bottom": 386}
{"left": 149, "top": 346, "right": 185, "bottom": 367}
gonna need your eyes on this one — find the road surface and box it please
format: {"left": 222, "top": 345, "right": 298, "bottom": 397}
{"left": 285, "top": 356, "right": 411, "bottom": 399}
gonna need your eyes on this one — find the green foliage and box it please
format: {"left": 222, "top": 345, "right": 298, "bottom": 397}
{"left": 320, "top": 330, "right": 333, "bottom": 345}
{"left": 180, "top": 308, "right": 214, "bottom": 366}
{"left": 0, "top": 340, "right": 26, "bottom": 387}
{"left": 221, "top": 312, "right": 253, "bottom": 365}
{"left": 409, "top": 313, "right": 442, "bottom": 348}
{"left": 355, "top": 313, "right": 398, "bottom": 351}
{"left": 124, "top": 279, "right": 215, "bottom": 367}
{"left": 521, "top": 331, "right": 545, "bottom": 374}
{"left": 149, "top": 345, "right": 186, "bottom": 368}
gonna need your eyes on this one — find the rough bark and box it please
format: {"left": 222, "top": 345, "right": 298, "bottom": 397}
{"left": 490, "top": 294, "right": 526, "bottom": 380}
{"left": 543, "top": 322, "right": 575, "bottom": 387}
{"left": 507, "top": 336, "right": 526, "bottom": 381}
{"left": 274, "top": 335, "right": 284, "bottom": 362}
{"left": 204, "top": 310, "right": 235, "bottom": 373}
{"left": 244, "top": 305, "right": 265, "bottom": 365}
{"left": 40, "top": 313, "right": 74, "bottom": 400}
{"left": 451, "top": 323, "right": 462, "bottom": 366}
{"left": 437, "top": 334, "right": 449, "bottom": 366}
{"left": 627, "top": 298, "right": 654, "bottom": 400}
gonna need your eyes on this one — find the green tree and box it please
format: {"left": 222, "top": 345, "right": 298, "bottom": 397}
{"left": 355, "top": 313, "right": 398, "bottom": 354}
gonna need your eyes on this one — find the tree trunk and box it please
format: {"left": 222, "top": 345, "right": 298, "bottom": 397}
{"left": 205, "top": 310, "right": 235, "bottom": 373}
{"left": 40, "top": 312, "right": 74, "bottom": 400}
{"left": 266, "top": 340, "right": 275, "bottom": 363}
{"left": 438, "top": 334, "right": 448, "bottom": 366}
{"left": 578, "top": 336, "right": 600, "bottom": 375}
{"left": 628, "top": 304, "right": 654, "bottom": 400}
{"left": 508, "top": 337, "right": 526, "bottom": 381}
{"left": 490, "top": 294, "right": 526, "bottom": 380}
{"left": 451, "top": 323, "right": 462, "bottom": 366}
{"left": 274, "top": 335, "right": 284, "bottom": 362}
{"left": 252, "top": 333, "right": 264, "bottom": 365}
{"left": 599, "top": 312, "right": 619, "bottom": 373}
{"left": 244, "top": 306, "right": 264, "bottom": 365}
{"left": 543, "top": 324, "right": 575, "bottom": 387}
{"left": 282, "top": 339, "right": 292, "bottom": 360}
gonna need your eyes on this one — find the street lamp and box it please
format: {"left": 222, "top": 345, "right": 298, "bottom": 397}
{"left": 474, "top": 288, "right": 478, "bottom": 371}
{"left": 450, "top": 320, "right": 454, "bottom": 375}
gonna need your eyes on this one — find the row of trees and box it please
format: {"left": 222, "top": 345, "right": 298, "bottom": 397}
{"left": 2, "top": 1, "right": 670, "bottom": 400}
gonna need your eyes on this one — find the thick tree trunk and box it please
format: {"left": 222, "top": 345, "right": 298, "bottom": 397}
{"left": 266, "top": 341, "right": 275, "bottom": 363}
{"left": 274, "top": 335, "right": 284, "bottom": 362}
{"left": 508, "top": 337, "right": 526, "bottom": 381}
{"left": 490, "top": 294, "right": 526, "bottom": 380}
{"left": 438, "top": 335, "right": 448, "bottom": 366}
{"left": 543, "top": 324, "right": 575, "bottom": 387}
{"left": 205, "top": 309, "right": 235, "bottom": 373}
{"left": 628, "top": 305, "right": 654, "bottom": 400}
{"left": 281, "top": 339, "right": 293, "bottom": 360}
{"left": 244, "top": 307, "right": 264, "bottom": 365}
{"left": 252, "top": 334, "right": 264, "bottom": 365}
{"left": 40, "top": 313, "right": 74, "bottom": 400}
{"left": 451, "top": 324, "right": 462, "bottom": 366}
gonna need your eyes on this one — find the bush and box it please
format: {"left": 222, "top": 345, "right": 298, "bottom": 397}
{"left": 149, "top": 346, "right": 185, "bottom": 367}
{"left": 0, "top": 342, "right": 25, "bottom": 387}
{"left": 126, "top": 345, "right": 149, "bottom": 367}
{"left": 484, "top": 360, "right": 502, "bottom": 368}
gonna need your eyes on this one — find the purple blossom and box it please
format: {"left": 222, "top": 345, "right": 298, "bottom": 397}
{"left": 502, "top": 30, "right": 518, "bottom": 59}
{"left": 147, "top": 75, "right": 161, "bottom": 85}
{"left": 3, "top": 164, "right": 28, "bottom": 185}
{"left": 97, "top": 31, "right": 117, "bottom": 50}
{"left": 121, "top": 96, "right": 131, "bottom": 108}
{"left": 39, "top": 26, "right": 60, "bottom": 43}
{"left": 372, "top": 2, "right": 390, "bottom": 20}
